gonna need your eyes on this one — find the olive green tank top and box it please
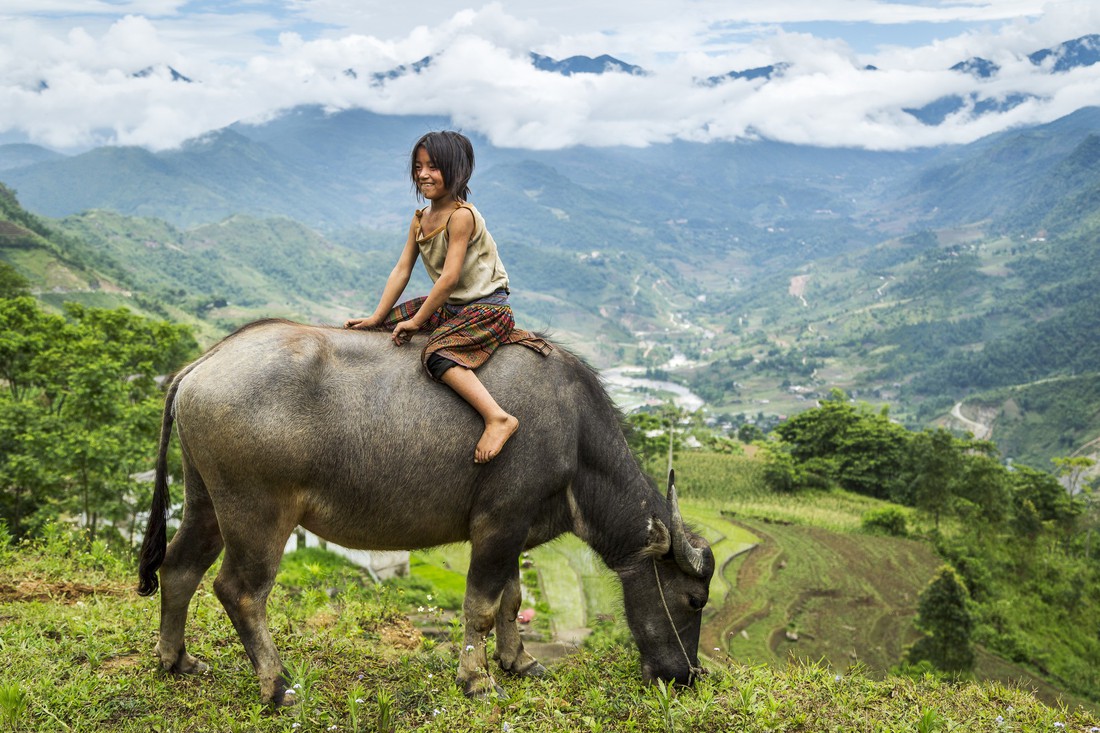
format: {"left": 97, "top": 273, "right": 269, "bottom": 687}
{"left": 415, "top": 203, "right": 510, "bottom": 305}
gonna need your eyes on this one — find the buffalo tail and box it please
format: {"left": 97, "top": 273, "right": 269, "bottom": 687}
{"left": 137, "top": 376, "right": 180, "bottom": 596}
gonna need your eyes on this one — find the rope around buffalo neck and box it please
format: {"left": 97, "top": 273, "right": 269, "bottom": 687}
{"left": 652, "top": 557, "right": 703, "bottom": 681}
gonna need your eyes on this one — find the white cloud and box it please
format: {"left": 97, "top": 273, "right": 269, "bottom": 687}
{"left": 1, "top": 2, "right": 1099, "bottom": 151}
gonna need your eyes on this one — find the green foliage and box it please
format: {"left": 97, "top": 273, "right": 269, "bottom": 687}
{"left": 861, "top": 506, "right": 910, "bottom": 536}
{"left": 0, "top": 294, "right": 197, "bottom": 540}
{"left": 0, "top": 681, "right": 29, "bottom": 731}
{"left": 0, "top": 263, "right": 28, "bottom": 299}
{"left": 772, "top": 392, "right": 912, "bottom": 499}
{"left": 907, "top": 564, "right": 975, "bottom": 674}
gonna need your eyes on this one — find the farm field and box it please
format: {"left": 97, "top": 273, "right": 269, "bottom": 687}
{"left": 408, "top": 469, "right": 1098, "bottom": 712}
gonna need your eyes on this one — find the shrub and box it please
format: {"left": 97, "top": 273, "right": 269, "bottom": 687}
{"left": 861, "top": 506, "right": 910, "bottom": 537}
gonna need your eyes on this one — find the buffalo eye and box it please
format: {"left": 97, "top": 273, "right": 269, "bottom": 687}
{"left": 688, "top": 594, "right": 706, "bottom": 611}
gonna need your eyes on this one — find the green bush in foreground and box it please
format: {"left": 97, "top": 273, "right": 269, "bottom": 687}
{"left": 2, "top": 530, "right": 1098, "bottom": 732}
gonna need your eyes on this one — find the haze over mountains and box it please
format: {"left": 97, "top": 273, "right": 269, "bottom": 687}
{"left": 3, "top": 39, "right": 1100, "bottom": 470}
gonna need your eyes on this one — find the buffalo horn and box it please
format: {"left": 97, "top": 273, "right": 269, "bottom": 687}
{"left": 667, "top": 470, "right": 707, "bottom": 578}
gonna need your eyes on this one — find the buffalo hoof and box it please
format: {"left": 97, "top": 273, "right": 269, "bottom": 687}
{"left": 461, "top": 675, "right": 507, "bottom": 699}
{"left": 165, "top": 653, "right": 209, "bottom": 675}
{"left": 506, "top": 660, "right": 548, "bottom": 678}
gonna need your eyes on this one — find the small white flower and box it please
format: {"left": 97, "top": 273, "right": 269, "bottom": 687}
{"left": 293, "top": 683, "right": 302, "bottom": 689}
{"left": 427, "top": 673, "right": 433, "bottom": 679}
{"left": 502, "top": 724, "right": 511, "bottom": 732}
{"left": 418, "top": 606, "right": 425, "bottom": 613}
{"left": 834, "top": 674, "right": 842, "bottom": 682}
{"left": 466, "top": 644, "right": 475, "bottom": 652}
{"left": 1054, "top": 724, "right": 1065, "bottom": 729}
{"left": 433, "top": 709, "right": 441, "bottom": 716}
{"left": 996, "top": 716, "right": 1004, "bottom": 726}
{"left": 292, "top": 724, "right": 300, "bottom": 730}
{"left": 355, "top": 698, "right": 364, "bottom": 704}
{"left": 284, "top": 688, "right": 297, "bottom": 696}
{"left": 328, "top": 726, "right": 338, "bottom": 731}
{"left": 427, "top": 594, "right": 433, "bottom": 601}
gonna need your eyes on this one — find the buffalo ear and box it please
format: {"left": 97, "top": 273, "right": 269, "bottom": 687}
{"left": 643, "top": 516, "right": 672, "bottom": 558}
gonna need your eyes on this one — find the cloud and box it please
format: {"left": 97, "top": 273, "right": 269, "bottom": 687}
{"left": 1, "top": 2, "right": 1099, "bottom": 151}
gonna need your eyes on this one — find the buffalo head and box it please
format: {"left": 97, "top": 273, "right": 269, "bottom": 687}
{"left": 620, "top": 471, "right": 715, "bottom": 685}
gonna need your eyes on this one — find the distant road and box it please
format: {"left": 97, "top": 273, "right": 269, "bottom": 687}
{"left": 951, "top": 402, "right": 991, "bottom": 440}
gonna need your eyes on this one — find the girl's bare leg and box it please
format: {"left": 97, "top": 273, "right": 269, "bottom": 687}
{"left": 441, "top": 366, "right": 519, "bottom": 463}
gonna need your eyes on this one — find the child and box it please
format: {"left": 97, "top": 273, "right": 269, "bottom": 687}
{"left": 345, "top": 131, "right": 551, "bottom": 464}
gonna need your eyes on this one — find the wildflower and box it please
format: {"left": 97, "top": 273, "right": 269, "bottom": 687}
{"left": 1054, "top": 724, "right": 1064, "bottom": 729}
{"left": 292, "top": 725, "right": 301, "bottom": 730}
{"left": 433, "top": 709, "right": 441, "bottom": 716}
{"left": 996, "top": 716, "right": 1004, "bottom": 726}
{"left": 418, "top": 606, "right": 425, "bottom": 613}
{"left": 284, "top": 688, "right": 297, "bottom": 696}
{"left": 355, "top": 698, "right": 364, "bottom": 704}
{"left": 502, "top": 724, "right": 511, "bottom": 732}
{"left": 427, "top": 673, "right": 433, "bottom": 679}
{"left": 357, "top": 674, "right": 364, "bottom": 681}
{"left": 466, "top": 645, "right": 475, "bottom": 652}
{"left": 834, "top": 674, "right": 842, "bottom": 682}
{"left": 293, "top": 683, "right": 302, "bottom": 689}
{"left": 328, "top": 727, "right": 338, "bottom": 731}
{"left": 427, "top": 594, "right": 433, "bottom": 601}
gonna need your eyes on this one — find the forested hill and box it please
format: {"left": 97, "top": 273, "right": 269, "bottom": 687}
{"left": 5, "top": 107, "right": 1100, "bottom": 467}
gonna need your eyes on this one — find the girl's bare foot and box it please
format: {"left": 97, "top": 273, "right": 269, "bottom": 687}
{"left": 475, "top": 414, "right": 519, "bottom": 463}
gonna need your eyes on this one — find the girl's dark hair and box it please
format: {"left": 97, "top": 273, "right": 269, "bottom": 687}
{"left": 411, "top": 130, "right": 475, "bottom": 201}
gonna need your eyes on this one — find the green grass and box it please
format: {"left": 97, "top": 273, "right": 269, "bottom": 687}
{"left": 3, "top": 530, "right": 1097, "bottom": 732}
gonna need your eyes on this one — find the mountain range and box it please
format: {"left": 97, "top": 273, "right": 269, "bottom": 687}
{"left": 3, "top": 49, "right": 1100, "bottom": 469}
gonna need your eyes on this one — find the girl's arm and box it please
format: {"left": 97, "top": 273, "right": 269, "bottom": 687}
{"left": 344, "top": 217, "right": 419, "bottom": 329}
{"left": 390, "top": 207, "right": 474, "bottom": 343}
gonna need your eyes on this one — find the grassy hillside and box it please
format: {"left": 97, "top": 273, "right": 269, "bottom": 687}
{"left": 3, "top": 526, "right": 1097, "bottom": 732}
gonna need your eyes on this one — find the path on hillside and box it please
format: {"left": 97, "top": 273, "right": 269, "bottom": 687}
{"left": 950, "top": 402, "right": 991, "bottom": 439}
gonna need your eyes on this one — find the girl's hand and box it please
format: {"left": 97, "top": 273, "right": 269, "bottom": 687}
{"left": 344, "top": 315, "right": 382, "bottom": 330}
{"left": 391, "top": 319, "right": 419, "bottom": 345}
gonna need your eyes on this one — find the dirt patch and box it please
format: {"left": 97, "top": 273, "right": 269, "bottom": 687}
{"left": 305, "top": 610, "right": 339, "bottom": 630}
{"left": 0, "top": 578, "right": 124, "bottom": 604}
{"left": 100, "top": 653, "right": 144, "bottom": 673}
{"left": 374, "top": 616, "right": 423, "bottom": 650}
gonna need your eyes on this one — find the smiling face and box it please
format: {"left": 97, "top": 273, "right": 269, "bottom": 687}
{"left": 413, "top": 146, "right": 449, "bottom": 202}
{"left": 409, "top": 131, "right": 474, "bottom": 203}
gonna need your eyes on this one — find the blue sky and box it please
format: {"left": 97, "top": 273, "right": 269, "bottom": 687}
{"left": 1, "top": 1, "right": 1099, "bottom": 151}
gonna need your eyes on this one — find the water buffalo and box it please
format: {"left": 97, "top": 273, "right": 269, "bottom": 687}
{"left": 137, "top": 319, "right": 714, "bottom": 704}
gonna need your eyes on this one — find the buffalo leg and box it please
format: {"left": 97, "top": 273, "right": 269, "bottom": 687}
{"left": 156, "top": 468, "right": 224, "bottom": 675}
{"left": 457, "top": 531, "right": 528, "bottom": 697}
{"left": 213, "top": 519, "right": 295, "bottom": 705}
{"left": 493, "top": 569, "right": 546, "bottom": 678}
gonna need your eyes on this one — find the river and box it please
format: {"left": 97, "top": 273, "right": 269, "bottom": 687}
{"left": 600, "top": 365, "right": 705, "bottom": 413}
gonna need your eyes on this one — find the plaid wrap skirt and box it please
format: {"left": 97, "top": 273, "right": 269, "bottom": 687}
{"left": 381, "top": 290, "right": 552, "bottom": 380}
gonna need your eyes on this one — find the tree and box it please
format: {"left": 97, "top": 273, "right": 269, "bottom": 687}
{"left": 0, "top": 263, "right": 29, "bottom": 299}
{"left": 0, "top": 296, "right": 196, "bottom": 540}
{"left": 772, "top": 390, "right": 911, "bottom": 498}
{"left": 1055, "top": 457, "right": 1099, "bottom": 559}
{"left": 906, "top": 564, "right": 975, "bottom": 674}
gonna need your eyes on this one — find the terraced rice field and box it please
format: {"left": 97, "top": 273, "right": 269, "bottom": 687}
{"left": 705, "top": 516, "right": 943, "bottom": 673}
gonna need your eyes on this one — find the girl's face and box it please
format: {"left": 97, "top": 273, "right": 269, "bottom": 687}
{"left": 414, "top": 146, "right": 448, "bottom": 201}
